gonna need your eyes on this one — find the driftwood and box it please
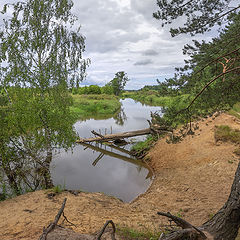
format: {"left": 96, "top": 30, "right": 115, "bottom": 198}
{"left": 39, "top": 198, "right": 67, "bottom": 240}
{"left": 157, "top": 212, "right": 208, "bottom": 240}
{"left": 77, "top": 128, "right": 152, "bottom": 143}
{"left": 77, "top": 126, "right": 172, "bottom": 143}
{"left": 96, "top": 220, "right": 116, "bottom": 240}
{"left": 39, "top": 198, "right": 116, "bottom": 240}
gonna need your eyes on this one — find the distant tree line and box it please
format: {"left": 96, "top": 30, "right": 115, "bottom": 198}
{"left": 72, "top": 71, "right": 129, "bottom": 96}
{"left": 72, "top": 85, "right": 113, "bottom": 95}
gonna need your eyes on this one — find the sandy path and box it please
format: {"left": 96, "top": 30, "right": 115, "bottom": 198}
{"left": 0, "top": 113, "right": 239, "bottom": 239}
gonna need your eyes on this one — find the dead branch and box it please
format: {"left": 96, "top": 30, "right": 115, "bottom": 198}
{"left": 92, "top": 152, "right": 104, "bottom": 166}
{"left": 78, "top": 125, "right": 172, "bottom": 143}
{"left": 77, "top": 128, "right": 152, "bottom": 143}
{"left": 194, "top": 46, "right": 240, "bottom": 77}
{"left": 62, "top": 211, "right": 76, "bottom": 227}
{"left": 158, "top": 212, "right": 193, "bottom": 229}
{"left": 157, "top": 212, "right": 207, "bottom": 239}
{"left": 95, "top": 220, "right": 116, "bottom": 240}
{"left": 91, "top": 130, "right": 104, "bottom": 138}
{"left": 159, "top": 228, "right": 204, "bottom": 240}
{"left": 39, "top": 198, "right": 67, "bottom": 240}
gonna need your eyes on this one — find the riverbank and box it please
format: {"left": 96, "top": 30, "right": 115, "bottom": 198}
{"left": 70, "top": 94, "right": 121, "bottom": 120}
{"left": 123, "top": 91, "right": 189, "bottom": 107}
{"left": 0, "top": 113, "right": 240, "bottom": 239}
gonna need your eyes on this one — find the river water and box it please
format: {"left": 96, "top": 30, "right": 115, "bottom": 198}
{"left": 51, "top": 98, "right": 162, "bottom": 202}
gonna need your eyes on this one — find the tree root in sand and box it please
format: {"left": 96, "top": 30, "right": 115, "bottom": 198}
{"left": 157, "top": 212, "right": 210, "bottom": 240}
{"left": 39, "top": 197, "right": 212, "bottom": 240}
{"left": 39, "top": 198, "right": 116, "bottom": 240}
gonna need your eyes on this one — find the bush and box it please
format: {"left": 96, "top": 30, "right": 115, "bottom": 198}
{"left": 215, "top": 125, "right": 240, "bottom": 144}
{"left": 101, "top": 85, "right": 114, "bottom": 95}
{"left": 88, "top": 85, "right": 101, "bottom": 94}
{"left": 72, "top": 88, "right": 78, "bottom": 95}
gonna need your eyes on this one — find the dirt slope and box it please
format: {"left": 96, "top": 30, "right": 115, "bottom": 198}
{"left": 0, "top": 113, "right": 239, "bottom": 240}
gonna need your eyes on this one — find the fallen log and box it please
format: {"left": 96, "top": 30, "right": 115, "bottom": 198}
{"left": 77, "top": 128, "right": 152, "bottom": 143}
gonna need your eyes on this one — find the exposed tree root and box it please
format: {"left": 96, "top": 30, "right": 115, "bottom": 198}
{"left": 157, "top": 212, "right": 209, "bottom": 240}
{"left": 39, "top": 198, "right": 67, "bottom": 240}
{"left": 39, "top": 198, "right": 116, "bottom": 240}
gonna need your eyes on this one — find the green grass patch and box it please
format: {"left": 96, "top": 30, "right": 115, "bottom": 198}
{"left": 117, "top": 226, "right": 162, "bottom": 240}
{"left": 123, "top": 91, "right": 190, "bottom": 108}
{"left": 215, "top": 125, "right": 240, "bottom": 144}
{"left": 131, "top": 135, "right": 155, "bottom": 152}
{"left": 130, "top": 135, "right": 158, "bottom": 159}
{"left": 52, "top": 184, "right": 65, "bottom": 194}
{"left": 229, "top": 102, "right": 240, "bottom": 119}
{"left": 70, "top": 94, "right": 121, "bottom": 120}
{"left": 234, "top": 148, "right": 240, "bottom": 156}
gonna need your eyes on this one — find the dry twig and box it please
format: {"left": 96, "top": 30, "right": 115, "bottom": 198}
{"left": 39, "top": 198, "right": 67, "bottom": 240}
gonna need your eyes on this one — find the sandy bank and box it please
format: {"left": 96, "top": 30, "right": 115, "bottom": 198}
{"left": 0, "top": 113, "right": 239, "bottom": 239}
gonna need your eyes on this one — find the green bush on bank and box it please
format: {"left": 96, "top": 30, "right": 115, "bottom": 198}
{"left": 131, "top": 135, "right": 155, "bottom": 152}
{"left": 229, "top": 102, "right": 240, "bottom": 119}
{"left": 72, "top": 85, "right": 114, "bottom": 95}
{"left": 70, "top": 94, "right": 121, "bottom": 120}
{"left": 122, "top": 91, "right": 190, "bottom": 107}
{"left": 215, "top": 125, "right": 240, "bottom": 144}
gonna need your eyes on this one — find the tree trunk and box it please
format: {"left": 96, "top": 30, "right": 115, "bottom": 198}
{"left": 41, "top": 148, "right": 54, "bottom": 189}
{"left": 39, "top": 107, "right": 54, "bottom": 189}
{"left": 202, "top": 160, "right": 240, "bottom": 240}
{"left": 159, "top": 159, "right": 240, "bottom": 239}
{"left": 2, "top": 162, "right": 21, "bottom": 195}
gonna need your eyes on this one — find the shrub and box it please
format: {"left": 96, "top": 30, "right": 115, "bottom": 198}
{"left": 215, "top": 125, "right": 240, "bottom": 144}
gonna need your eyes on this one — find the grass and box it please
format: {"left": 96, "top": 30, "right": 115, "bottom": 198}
{"left": 44, "top": 184, "right": 66, "bottom": 195}
{"left": 216, "top": 103, "right": 240, "bottom": 155}
{"left": 70, "top": 94, "right": 121, "bottom": 120}
{"left": 0, "top": 182, "right": 7, "bottom": 201}
{"left": 116, "top": 226, "right": 162, "bottom": 240}
{"left": 234, "top": 148, "right": 240, "bottom": 156}
{"left": 130, "top": 135, "right": 157, "bottom": 158}
{"left": 52, "top": 184, "right": 65, "bottom": 194}
{"left": 229, "top": 102, "right": 240, "bottom": 119}
{"left": 215, "top": 125, "right": 240, "bottom": 144}
{"left": 123, "top": 91, "right": 190, "bottom": 107}
{"left": 208, "top": 212, "right": 215, "bottom": 219}
{"left": 131, "top": 136, "right": 155, "bottom": 152}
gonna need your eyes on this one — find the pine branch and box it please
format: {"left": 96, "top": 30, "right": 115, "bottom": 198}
{"left": 186, "top": 66, "right": 240, "bottom": 110}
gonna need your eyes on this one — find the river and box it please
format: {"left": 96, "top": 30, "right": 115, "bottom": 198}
{"left": 51, "top": 98, "right": 162, "bottom": 202}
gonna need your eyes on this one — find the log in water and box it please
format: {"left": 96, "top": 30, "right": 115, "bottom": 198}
{"left": 77, "top": 128, "right": 152, "bottom": 143}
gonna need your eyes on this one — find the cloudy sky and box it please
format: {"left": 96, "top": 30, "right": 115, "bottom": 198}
{"left": 0, "top": 0, "right": 214, "bottom": 89}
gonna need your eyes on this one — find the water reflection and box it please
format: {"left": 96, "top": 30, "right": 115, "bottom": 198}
{"left": 81, "top": 142, "right": 153, "bottom": 179}
{"left": 114, "top": 107, "right": 127, "bottom": 126}
{"left": 51, "top": 99, "right": 161, "bottom": 202}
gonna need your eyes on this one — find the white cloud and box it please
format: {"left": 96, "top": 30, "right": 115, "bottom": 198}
{"left": 134, "top": 59, "right": 153, "bottom": 66}
{"left": 0, "top": 0, "right": 214, "bottom": 89}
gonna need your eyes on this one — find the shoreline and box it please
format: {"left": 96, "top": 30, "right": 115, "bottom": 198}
{"left": 0, "top": 113, "right": 239, "bottom": 239}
